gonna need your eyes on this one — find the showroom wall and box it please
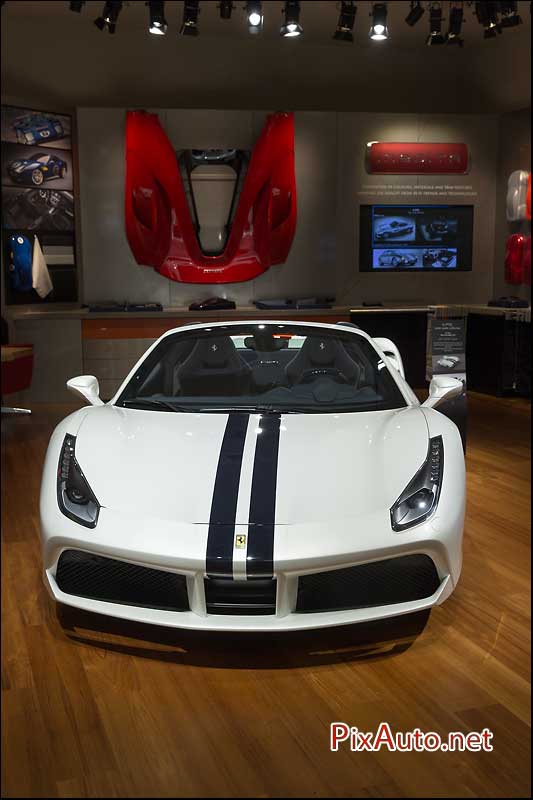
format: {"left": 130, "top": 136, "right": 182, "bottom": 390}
{"left": 77, "top": 107, "right": 498, "bottom": 307}
{"left": 493, "top": 107, "right": 532, "bottom": 301}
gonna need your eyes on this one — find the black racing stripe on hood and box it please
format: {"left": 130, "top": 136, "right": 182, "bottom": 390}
{"left": 246, "top": 414, "right": 281, "bottom": 578}
{"left": 206, "top": 413, "right": 249, "bottom": 579}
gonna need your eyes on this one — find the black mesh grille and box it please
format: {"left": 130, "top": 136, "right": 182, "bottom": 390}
{"left": 56, "top": 550, "right": 189, "bottom": 612}
{"left": 205, "top": 577, "right": 277, "bottom": 615}
{"left": 296, "top": 554, "right": 440, "bottom": 614}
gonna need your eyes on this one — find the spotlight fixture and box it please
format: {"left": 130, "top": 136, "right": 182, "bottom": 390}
{"left": 280, "top": 0, "right": 303, "bottom": 37}
{"left": 181, "top": 0, "right": 200, "bottom": 36}
{"left": 426, "top": 1, "right": 445, "bottom": 44}
{"left": 405, "top": 0, "right": 425, "bottom": 26}
{"left": 334, "top": 1, "right": 357, "bottom": 42}
{"left": 475, "top": 1, "right": 502, "bottom": 38}
{"left": 69, "top": 1, "right": 86, "bottom": 11}
{"left": 219, "top": 0, "right": 234, "bottom": 19}
{"left": 94, "top": 1, "right": 122, "bottom": 33}
{"left": 245, "top": 1, "right": 263, "bottom": 33}
{"left": 499, "top": 0, "right": 523, "bottom": 27}
{"left": 369, "top": 3, "right": 389, "bottom": 40}
{"left": 446, "top": 2, "right": 464, "bottom": 45}
{"left": 147, "top": 1, "right": 167, "bottom": 34}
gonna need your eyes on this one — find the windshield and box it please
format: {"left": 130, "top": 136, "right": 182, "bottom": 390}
{"left": 115, "top": 324, "right": 407, "bottom": 414}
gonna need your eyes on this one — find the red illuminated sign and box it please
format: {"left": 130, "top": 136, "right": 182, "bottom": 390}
{"left": 366, "top": 142, "right": 470, "bottom": 175}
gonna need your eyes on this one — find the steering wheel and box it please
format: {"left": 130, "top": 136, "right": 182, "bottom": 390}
{"left": 294, "top": 367, "right": 350, "bottom": 385}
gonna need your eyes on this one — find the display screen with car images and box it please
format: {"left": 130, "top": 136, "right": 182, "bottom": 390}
{"left": 359, "top": 204, "right": 474, "bottom": 272}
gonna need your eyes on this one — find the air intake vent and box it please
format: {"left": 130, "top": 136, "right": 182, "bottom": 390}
{"left": 296, "top": 554, "right": 440, "bottom": 613}
{"left": 56, "top": 550, "right": 189, "bottom": 612}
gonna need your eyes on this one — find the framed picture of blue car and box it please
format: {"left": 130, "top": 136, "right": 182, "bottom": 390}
{"left": 1, "top": 105, "right": 71, "bottom": 150}
{"left": 2, "top": 143, "right": 73, "bottom": 190}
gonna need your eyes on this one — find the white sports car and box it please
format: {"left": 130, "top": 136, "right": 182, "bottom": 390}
{"left": 40, "top": 321, "right": 465, "bottom": 631}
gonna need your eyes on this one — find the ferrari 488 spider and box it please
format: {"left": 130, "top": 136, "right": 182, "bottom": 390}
{"left": 40, "top": 321, "right": 465, "bottom": 631}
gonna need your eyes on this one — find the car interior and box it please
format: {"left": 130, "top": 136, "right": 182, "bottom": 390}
{"left": 118, "top": 327, "right": 407, "bottom": 412}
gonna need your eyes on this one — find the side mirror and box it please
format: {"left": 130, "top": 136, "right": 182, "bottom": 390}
{"left": 374, "top": 337, "right": 405, "bottom": 379}
{"left": 422, "top": 375, "right": 464, "bottom": 409}
{"left": 67, "top": 375, "right": 104, "bottom": 406}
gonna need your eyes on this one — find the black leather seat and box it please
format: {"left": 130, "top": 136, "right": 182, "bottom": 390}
{"left": 176, "top": 336, "right": 251, "bottom": 396}
{"left": 285, "top": 337, "right": 361, "bottom": 386}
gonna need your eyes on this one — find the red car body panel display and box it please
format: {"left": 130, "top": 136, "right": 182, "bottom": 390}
{"left": 125, "top": 110, "right": 297, "bottom": 283}
{"left": 505, "top": 233, "right": 526, "bottom": 285}
{"left": 522, "top": 235, "right": 531, "bottom": 286}
{"left": 366, "top": 142, "right": 470, "bottom": 175}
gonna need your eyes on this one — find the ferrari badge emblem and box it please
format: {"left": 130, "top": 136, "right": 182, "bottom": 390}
{"left": 235, "top": 534, "right": 247, "bottom": 549}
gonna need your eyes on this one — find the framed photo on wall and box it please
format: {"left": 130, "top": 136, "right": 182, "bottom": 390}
{"left": 1, "top": 104, "right": 78, "bottom": 305}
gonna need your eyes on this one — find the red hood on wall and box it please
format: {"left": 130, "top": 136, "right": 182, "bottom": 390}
{"left": 125, "top": 110, "right": 297, "bottom": 284}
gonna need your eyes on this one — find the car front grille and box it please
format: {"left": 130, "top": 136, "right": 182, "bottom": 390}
{"left": 204, "top": 577, "right": 277, "bottom": 615}
{"left": 295, "top": 554, "right": 441, "bottom": 614}
{"left": 55, "top": 550, "right": 189, "bottom": 612}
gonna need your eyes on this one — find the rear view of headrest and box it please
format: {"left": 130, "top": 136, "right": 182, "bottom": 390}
{"left": 187, "top": 336, "right": 239, "bottom": 369}
{"left": 286, "top": 336, "right": 361, "bottom": 384}
{"left": 306, "top": 337, "right": 340, "bottom": 366}
{"left": 506, "top": 170, "right": 530, "bottom": 222}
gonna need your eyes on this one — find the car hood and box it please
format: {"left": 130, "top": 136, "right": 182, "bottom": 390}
{"left": 11, "top": 160, "right": 37, "bottom": 169}
{"left": 75, "top": 404, "right": 428, "bottom": 525}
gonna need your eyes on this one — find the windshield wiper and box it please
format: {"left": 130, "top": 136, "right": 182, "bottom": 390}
{"left": 202, "top": 405, "right": 299, "bottom": 415}
{"left": 120, "top": 398, "right": 183, "bottom": 412}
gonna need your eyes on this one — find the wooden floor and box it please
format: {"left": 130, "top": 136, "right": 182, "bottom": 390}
{"left": 1, "top": 394, "right": 531, "bottom": 798}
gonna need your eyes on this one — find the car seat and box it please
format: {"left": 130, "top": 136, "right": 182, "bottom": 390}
{"left": 176, "top": 336, "right": 251, "bottom": 396}
{"left": 285, "top": 337, "right": 361, "bottom": 386}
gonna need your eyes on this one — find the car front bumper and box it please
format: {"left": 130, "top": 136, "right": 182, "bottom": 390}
{"left": 41, "top": 502, "right": 463, "bottom": 632}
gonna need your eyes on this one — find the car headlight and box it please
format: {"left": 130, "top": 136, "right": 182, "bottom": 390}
{"left": 57, "top": 434, "right": 100, "bottom": 528}
{"left": 390, "top": 436, "right": 443, "bottom": 532}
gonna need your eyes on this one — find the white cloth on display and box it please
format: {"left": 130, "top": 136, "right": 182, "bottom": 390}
{"left": 32, "top": 236, "right": 53, "bottom": 298}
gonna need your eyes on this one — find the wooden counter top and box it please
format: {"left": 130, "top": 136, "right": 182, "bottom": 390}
{"left": 6, "top": 302, "right": 531, "bottom": 322}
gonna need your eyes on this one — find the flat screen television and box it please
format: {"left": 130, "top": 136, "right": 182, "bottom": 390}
{"left": 359, "top": 204, "right": 474, "bottom": 272}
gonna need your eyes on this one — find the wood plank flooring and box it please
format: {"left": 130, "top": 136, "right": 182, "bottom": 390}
{"left": 1, "top": 394, "right": 531, "bottom": 798}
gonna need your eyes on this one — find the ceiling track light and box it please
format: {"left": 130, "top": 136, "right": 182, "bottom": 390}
{"left": 147, "top": 1, "right": 167, "bottom": 34}
{"left": 219, "top": 0, "right": 234, "bottom": 19}
{"left": 405, "top": 0, "right": 425, "bottom": 26}
{"left": 245, "top": 1, "right": 263, "bottom": 33}
{"left": 94, "top": 1, "right": 122, "bottom": 33}
{"left": 280, "top": 0, "right": 303, "bottom": 37}
{"left": 181, "top": 0, "right": 200, "bottom": 36}
{"left": 369, "top": 2, "right": 389, "bottom": 41}
{"left": 426, "top": 1, "right": 445, "bottom": 44}
{"left": 447, "top": 1, "right": 464, "bottom": 45}
{"left": 69, "top": 1, "right": 86, "bottom": 11}
{"left": 334, "top": 1, "right": 357, "bottom": 43}
{"left": 499, "top": 0, "right": 523, "bottom": 27}
{"left": 475, "top": 1, "right": 502, "bottom": 38}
